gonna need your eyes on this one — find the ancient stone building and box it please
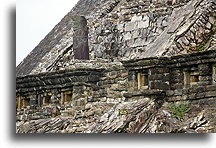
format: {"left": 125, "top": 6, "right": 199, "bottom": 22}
{"left": 16, "top": 0, "right": 216, "bottom": 133}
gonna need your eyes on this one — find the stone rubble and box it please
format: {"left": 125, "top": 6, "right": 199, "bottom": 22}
{"left": 16, "top": 98, "right": 213, "bottom": 133}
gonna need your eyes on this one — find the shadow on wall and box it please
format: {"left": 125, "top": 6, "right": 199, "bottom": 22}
{"left": 11, "top": 5, "right": 210, "bottom": 142}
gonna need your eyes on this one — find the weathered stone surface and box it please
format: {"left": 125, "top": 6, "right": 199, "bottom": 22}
{"left": 16, "top": 50, "right": 216, "bottom": 133}
{"left": 16, "top": 0, "right": 216, "bottom": 134}
{"left": 72, "top": 16, "right": 89, "bottom": 60}
{"left": 17, "top": 0, "right": 215, "bottom": 75}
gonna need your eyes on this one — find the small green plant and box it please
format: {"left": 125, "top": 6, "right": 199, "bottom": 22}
{"left": 188, "top": 43, "right": 206, "bottom": 52}
{"left": 168, "top": 101, "right": 191, "bottom": 120}
{"left": 198, "top": 43, "right": 206, "bottom": 52}
{"left": 119, "top": 109, "right": 127, "bottom": 115}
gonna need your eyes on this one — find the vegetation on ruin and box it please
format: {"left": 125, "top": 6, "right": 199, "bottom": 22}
{"left": 198, "top": 43, "right": 206, "bottom": 52}
{"left": 119, "top": 109, "right": 128, "bottom": 115}
{"left": 168, "top": 101, "right": 191, "bottom": 120}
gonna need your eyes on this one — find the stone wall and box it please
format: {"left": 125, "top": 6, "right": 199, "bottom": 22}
{"left": 16, "top": 60, "right": 128, "bottom": 122}
{"left": 123, "top": 50, "right": 215, "bottom": 91}
{"left": 53, "top": 0, "right": 215, "bottom": 67}
{"left": 162, "top": 0, "right": 216, "bottom": 56}
{"left": 123, "top": 50, "right": 216, "bottom": 131}
{"left": 86, "top": 0, "right": 215, "bottom": 60}
{"left": 123, "top": 50, "right": 215, "bottom": 98}
{"left": 87, "top": 0, "right": 188, "bottom": 59}
{"left": 15, "top": 0, "right": 216, "bottom": 133}
{"left": 16, "top": 50, "right": 216, "bottom": 133}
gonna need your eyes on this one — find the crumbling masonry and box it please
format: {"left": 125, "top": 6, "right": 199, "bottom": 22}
{"left": 16, "top": 0, "right": 216, "bottom": 133}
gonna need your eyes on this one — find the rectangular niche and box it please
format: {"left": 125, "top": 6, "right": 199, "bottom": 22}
{"left": 61, "top": 91, "right": 73, "bottom": 105}
{"left": 23, "top": 98, "right": 30, "bottom": 108}
{"left": 213, "top": 65, "right": 216, "bottom": 84}
{"left": 184, "top": 70, "right": 200, "bottom": 86}
{"left": 43, "top": 94, "right": 52, "bottom": 106}
{"left": 137, "top": 71, "right": 148, "bottom": 89}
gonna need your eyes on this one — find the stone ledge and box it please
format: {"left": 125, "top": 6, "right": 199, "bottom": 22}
{"left": 123, "top": 89, "right": 166, "bottom": 98}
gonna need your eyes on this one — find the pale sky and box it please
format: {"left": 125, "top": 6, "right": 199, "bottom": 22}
{"left": 16, "top": 0, "right": 79, "bottom": 66}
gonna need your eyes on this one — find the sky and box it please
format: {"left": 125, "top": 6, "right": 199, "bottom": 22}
{"left": 16, "top": 0, "right": 79, "bottom": 65}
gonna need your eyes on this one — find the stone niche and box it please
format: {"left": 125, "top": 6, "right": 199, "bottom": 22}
{"left": 137, "top": 71, "right": 148, "bottom": 90}
{"left": 23, "top": 98, "right": 30, "bottom": 108}
{"left": 61, "top": 90, "right": 73, "bottom": 105}
{"left": 43, "top": 93, "right": 52, "bottom": 106}
{"left": 16, "top": 96, "right": 36, "bottom": 109}
{"left": 184, "top": 69, "right": 200, "bottom": 87}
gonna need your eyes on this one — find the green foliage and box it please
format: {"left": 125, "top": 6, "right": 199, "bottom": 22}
{"left": 168, "top": 101, "right": 191, "bottom": 120}
{"left": 198, "top": 43, "right": 206, "bottom": 52}
{"left": 188, "top": 43, "right": 207, "bottom": 52}
{"left": 119, "top": 109, "right": 127, "bottom": 115}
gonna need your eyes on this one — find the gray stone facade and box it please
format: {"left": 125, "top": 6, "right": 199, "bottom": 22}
{"left": 16, "top": 0, "right": 215, "bottom": 133}
{"left": 16, "top": 50, "right": 216, "bottom": 133}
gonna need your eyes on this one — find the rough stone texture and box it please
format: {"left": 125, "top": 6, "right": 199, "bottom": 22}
{"left": 16, "top": 0, "right": 108, "bottom": 76}
{"left": 16, "top": 0, "right": 216, "bottom": 134}
{"left": 16, "top": 0, "right": 216, "bottom": 76}
{"left": 16, "top": 50, "right": 216, "bottom": 133}
{"left": 72, "top": 16, "right": 89, "bottom": 60}
{"left": 16, "top": 97, "right": 214, "bottom": 133}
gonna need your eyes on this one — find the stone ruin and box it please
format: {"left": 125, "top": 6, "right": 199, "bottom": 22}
{"left": 16, "top": 0, "right": 216, "bottom": 133}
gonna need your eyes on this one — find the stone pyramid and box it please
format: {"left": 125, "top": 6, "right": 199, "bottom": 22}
{"left": 16, "top": 0, "right": 215, "bottom": 76}
{"left": 16, "top": 0, "right": 216, "bottom": 133}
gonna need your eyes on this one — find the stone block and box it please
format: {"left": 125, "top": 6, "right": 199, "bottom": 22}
{"left": 198, "top": 64, "right": 211, "bottom": 76}
{"left": 149, "top": 81, "right": 170, "bottom": 90}
{"left": 121, "top": 72, "right": 128, "bottom": 77}
{"left": 131, "top": 29, "right": 142, "bottom": 39}
{"left": 131, "top": 15, "right": 142, "bottom": 22}
{"left": 140, "top": 28, "right": 147, "bottom": 38}
{"left": 205, "top": 85, "right": 216, "bottom": 91}
{"left": 149, "top": 74, "right": 163, "bottom": 81}
{"left": 209, "top": 16, "right": 215, "bottom": 25}
{"left": 117, "top": 23, "right": 124, "bottom": 31}
{"left": 171, "top": 83, "right": 183, "bottom": 89}
{"left": 123, "top": 32, "right": 132, "bottom": 41}
{"left": 199, "top": 81, "right": 212, "bottom": 85}
{"left": 126, "top": 39, "right": 135, "bottom": 48}
{"left": 205, "top": 91, "right": 216, "bottom": 98}
{"left": 137, "top": 21, "right": 149, "bottom": 29}
{"left": 205, "top": 22, "right": 212, "bottom": 30}
{"left": 166, "top": 90, "right": 174, "bottom": 96}
{"left": 125, "top": 22, "right": 137, "bottom": 32}
{"left": 142, "top": 15, "right": 149, "bottom": 22}
{"left": 133, "top": 38, "right": 145, "bottom": 47}
{"left": 99, "top": 97, "right": 107, "bottom": 102}
{"left": 195, "top": 92, "right": 206, "bottom": 99}
{"left": 174, "top": 89, "right": 183, "bottom": 96}
{"left": 97, "top": 81, "right": 103, "bottom": 86}
{"left": 110, "top": 84, "right": 119, "bottom": 90}
{"left": 150, "top": 68, "right": 169, "bottom": 74}
{"left": 149, "top": 74, "right": 170, "bottom": 81}
{"left": 170, "top": 78, "right": 182, "bottom": 83}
